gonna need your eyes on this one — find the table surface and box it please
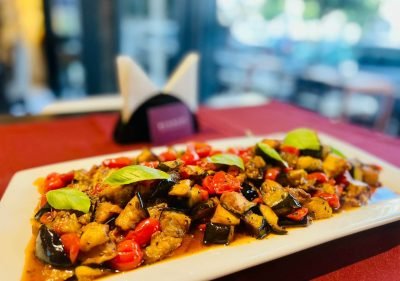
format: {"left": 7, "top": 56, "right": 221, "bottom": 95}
{"left": 1, "top": 101, "right": 399, "bottom": 281}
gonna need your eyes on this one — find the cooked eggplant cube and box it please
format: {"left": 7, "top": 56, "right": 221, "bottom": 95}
{"left": 220, "top": 192, "right": 256, "bottom": 215}
{"left": 190, "top": 198, "right": 218, "bottom": 221}
{"left": 150, "top": 179, "right": 176, "bottom": 199}
{"left": 203, "top": 223, "right": 234, "bottom": 245}
{"left": 34, "top": 202, "right": 53, "bottom": 221}
{"left": 279, "top": 215, "right": 310, "bottom": 227}
{"left": 168, "top": 180, "right": 191, "bottom": 197}
{"left": 241, "top": 182, "right": 259, "bottom": 202}
{"left": 158, "top": 160, "right": 183, "bottom": 172}
{"left": 259, "top": 204, "right": 287, "bottom": 235}
{"left": 272, "top": 194, "right": 301, "bottom": 216}
{"left": 300, "top": 147, "right": 322, "bottom": 159}
{"left": 260, "top": 180, "right": 288, "bottom": 208}
{"left": 211, "top": 204, "right": 240, "bottom": 226}
{"left": 35, "top": 225, "right": 72, "bottom": 267}
{"left": 242, "top": 211, "right": 269, "bottom": 239}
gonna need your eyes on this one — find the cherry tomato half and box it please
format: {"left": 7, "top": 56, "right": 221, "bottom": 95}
{"left": 110, "top": 240, "right": 143, "bottom": 271}
{"left": 280, "top": 146, "right": 300, "bottom": 156}
{"left": 102, "top": 157, "right": 132, "bottom": 169}
{"left": 202, "top": 171, "right": 241, "bottom": 194}
{"left": 126, "top": 218, "right": 160, "bottom": 247}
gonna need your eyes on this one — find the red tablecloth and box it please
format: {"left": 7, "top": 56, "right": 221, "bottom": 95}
{"left": 1, "top": 101, "right": 399, "bottom": 280}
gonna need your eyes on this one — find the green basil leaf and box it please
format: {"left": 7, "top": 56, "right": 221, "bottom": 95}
{"left": 46, "top": 188, "right": 91, "bottom": 213}
{"left": 104, "top": 165, "right": 170, "bottom": 186}
{"left": 283, "top": 128, "right": 320, "bottom": 150}
{"left": 257, "top": 142, "right": 288, "bottom": 167}
{"left": 331, "top": 146, "right": 346, "bottom": 158}
{"left": 209, "top": 153, "right": 245, "bottom": 170}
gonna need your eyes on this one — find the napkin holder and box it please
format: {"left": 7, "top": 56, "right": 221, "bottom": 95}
{"left": 113, "top": 53, "right": 199, "bottom": 144}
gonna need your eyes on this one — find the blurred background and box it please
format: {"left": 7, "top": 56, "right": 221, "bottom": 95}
{"left": 1, "top": 0, "right": 400, "bottom": 136}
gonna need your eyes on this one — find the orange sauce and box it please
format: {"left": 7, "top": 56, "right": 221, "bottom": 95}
{"left": 21, "top": 230, "right": 255, "bottom": 281}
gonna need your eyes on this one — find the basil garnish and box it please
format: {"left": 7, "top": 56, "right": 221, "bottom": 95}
{"left": 283, "top": 128, "right": 320, "bottom": 150}
{"left": 331, "top": 146, "right": 346, "bottom": 158}
{"left": 46, "top": 188, "right": 91, "bottom": 213}
{"left": 104, "top": 165, "right": 170, "bottom": 186}
{"left": 257, "top": 142, "right": 288, "bottom": 167}
{"left": 209, "top": 153, "right": 245, "bottom": 170}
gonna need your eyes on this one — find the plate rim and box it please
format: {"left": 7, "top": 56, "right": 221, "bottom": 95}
{"left": 1, "top": 132, "right": 399, "bottom": 280}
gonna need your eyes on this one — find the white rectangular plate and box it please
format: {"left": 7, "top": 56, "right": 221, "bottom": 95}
{"left": 1, "top": 133, "right": 399, "bottom": 281}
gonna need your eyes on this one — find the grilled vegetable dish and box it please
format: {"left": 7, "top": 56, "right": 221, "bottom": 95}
{"left": 23, "top": 128, "right": 382, "bottom": 281}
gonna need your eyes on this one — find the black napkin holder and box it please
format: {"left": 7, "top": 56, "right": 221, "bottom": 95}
{"left": 113, "top": 93, "right": 198, "bottom": 144}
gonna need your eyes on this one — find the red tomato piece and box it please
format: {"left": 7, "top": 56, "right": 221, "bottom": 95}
{"left": 286, "top": 207, "right": 308, "bottom": 221}
{"left": 125, "top": 218, "right": 160, "bottom": 247}
{"left": 307, "top": 172, "right": 328, "bottom": 183}
{"left": 60, "top": 233, "right": 80, "bottom": 263}
{"left": 314, "top": 192, "right": 341, "bottom": 209}
{"left": 281, "top": 146, "right": 300, "bottom": 156}
{"left": 202, "top": 171, "right": 241, "bottom": 195}
{"left": 194, "top": 142, "right": 212, "bottom": 158}
{"left": 181, "top": 144, "right": 200, "bottom": 165}
{"left": 265, "top": 168, "right": 280, "bottom": 181}
{"left": 158, "top": 149, "right": 177, "bottom": 161}
{"left": 110, "top": 240, "right": 143, "bottom": 271}
{"left": 140, "top": 161, "right": 159, "bottom": 169}
{"left": 102, "top": 157, "right": 132, "bottom": 169}
{"left": 197, "top": 224, "right": 206, "bottom": 232}
{"left": 44, "top": 171, "right": 75, "bottom": 192}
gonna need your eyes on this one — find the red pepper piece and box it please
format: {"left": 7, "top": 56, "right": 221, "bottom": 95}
{"left": 307, "top": 172, "right": 329, "bottom": 183}
{"left": 60, "top": 233, "right": 80, "bottom": 263}
{"left": 314, "top": 192, "right": 341, "bottom": 209}
{"left": 286, "top": 207, "right": 308, "bottom": 221}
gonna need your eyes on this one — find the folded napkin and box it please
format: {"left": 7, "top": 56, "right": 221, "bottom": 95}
{"left": 114, "top": 53, "right": 199, "bottom": 144}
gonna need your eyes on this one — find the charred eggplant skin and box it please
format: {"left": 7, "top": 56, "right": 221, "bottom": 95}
{"left": 241, "top": 182, "right": 259, "bottom": 202}
{"left": 203, "top": 223, "right": 234, "bottom": 245}
{"left": 35, "top": 225, "right": 72, "bottom": 268}
{"left": 34, "top": 203, "right": 52, "bottom": 221}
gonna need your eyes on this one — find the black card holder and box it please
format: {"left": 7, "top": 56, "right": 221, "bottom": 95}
{"left": 113, "top": 93, "right": 198, "bottom": 144}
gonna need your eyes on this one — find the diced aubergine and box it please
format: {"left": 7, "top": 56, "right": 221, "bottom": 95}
{"left": 259, "top": 204, "right": 287, "bottom": 235}
{"left": 279, "top": 215, "right": 310, "bottom": 227}
{"left": 158, "top": 160, "right": 183, "bottom": 172}
{"left": 220, "top": 192, "right": 256, "bottom": 215}
{"left": 150, "top": 177, "right": 178, "bottom": 200}
{"left": 34, "top": 203, "right": 53, "bottom": 221}
{"left": 203, "top": 223, "right": 234, "bottom": 245}
{"left": 160, "top": 210, "right": 191, "bottom": 238}
{"left": 168, "top": 179, "right": 191, "bottom": 197}
{"left": 242, "top": 211, "right": 270, "bottom": 239}
{"left": 190, "top": 198, "right": 219, "bottom": 221}
{"left": 35, "top": 225, "right": 72, "bottom": 268}
{"left": 304, "top": 197, "right": 332, "bottom": 219}
{"left": 300, "top": 147, "right": 322, "bottom": 159}
{"left": 211, "top": 204, "right": 240, "bottom": 226}
{"left": 241, "top": 182, "right": 259, "bottom": 202}
{"left": 272, "top": 194, "right": 302, "bottom": 216}
{"left": 115, "top": 194, "right": 148, "bottom": 231}
{"left": 260, "top": 180, "right": 288, "bottom": 208}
